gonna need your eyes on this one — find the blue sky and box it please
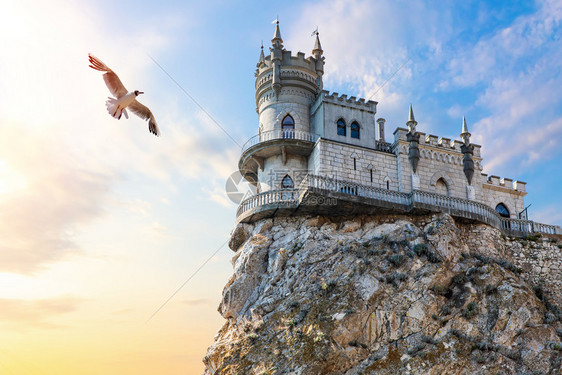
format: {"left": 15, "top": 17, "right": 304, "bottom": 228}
{"left": 0, "top": 0, "right": 560, "bottom": 373}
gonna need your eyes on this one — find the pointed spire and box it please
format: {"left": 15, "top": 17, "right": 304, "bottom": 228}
{"left": 407, "top": 104, "right": 418, "bottom": 133}
{"left": 460, "top": 116, "right": 471, "bottom": 144}
{"left": 312, "top": 31, "right": 323, "bottom": 56}
{"left": 461, "top": 116, "right": 470, "bottom": 135}
{"left": 272, "top": 19, "right": 283, "bottom": 45}
{"left": 408, "top": 104, "right": 416, "bottom": 123}
{"left": 258, "top": 43, "right": 265, "bottom": 64}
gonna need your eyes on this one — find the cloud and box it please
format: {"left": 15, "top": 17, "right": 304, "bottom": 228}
{"left": 0, "top": 125, "right": 115, "bottom": 274}
{"left": 0, "top": 0, "right": 240, "bottom": 274}
{"left": 0, "top": 296, "right": 81, "bottom": 328}
{"left": 444, "top": 0, "right": 562, "bottom": 89}
{"left": 182, "top": 298, "right": 213, "bottom": 307}
{"left": 455, "top": 1, "right": 562, "bottom": 173}
{"left": 280, "top": 0, "right": 479, "bottom": 130}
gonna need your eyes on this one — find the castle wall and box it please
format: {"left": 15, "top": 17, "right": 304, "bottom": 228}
{"left": 393, "top": 128, "right": 486, "bottom": 200}
{"left": 257, "top": 154, "right": 308, "bottom": 192}
{"left": 310, "top": 139, "right": 399, "bottom": 190}
{"left": 310, "top": 92, "right": 378, "bottom": 150}
{"left": 258, "top": 89, "right": 313, "bottom": 133}
{"left": 481, "top": 182, "right": 526, "bottom": 218}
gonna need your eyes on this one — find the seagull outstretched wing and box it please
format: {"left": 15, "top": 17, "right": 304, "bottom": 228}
{"left": 129, "top": 100, "right": 161, "bottom": 136}
{"left": 88, "top": 54, "right": 128, "bottom": 98}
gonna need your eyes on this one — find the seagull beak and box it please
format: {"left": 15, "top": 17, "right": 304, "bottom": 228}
{"left": 138, "top": 91, "right": 144, "bottom": 94}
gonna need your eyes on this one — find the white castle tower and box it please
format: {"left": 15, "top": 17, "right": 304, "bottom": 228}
{"left": 239, "top": 22, "right": 324, "bottom": 192}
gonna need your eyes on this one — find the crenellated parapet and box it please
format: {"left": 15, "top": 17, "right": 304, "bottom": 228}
{"left": 320, "top": 91, "right": 377, "bottom": 112}
{"left": 256, "top": 50, "right": 322, "bottom": 76}
{"left": 482, "top": 174, "right": 527, "bottom": 194}
{"left": 393, "top": 128, "right": 482, "bottom": 160}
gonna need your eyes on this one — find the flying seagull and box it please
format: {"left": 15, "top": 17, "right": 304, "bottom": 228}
{"left": 88, "top": 53, "right": 160, "bottom": 136}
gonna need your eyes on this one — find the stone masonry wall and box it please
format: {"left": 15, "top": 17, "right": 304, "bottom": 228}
{"left": 310, "top": 139, "right": 399, "bottom": 191}
{"left": 460, "top": 222, "right": 562, "bottom": 306}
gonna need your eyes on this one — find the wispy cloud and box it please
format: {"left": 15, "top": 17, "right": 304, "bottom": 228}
{"left": 0, "top": 296, "right": 81, "bottom": 329}
{"left": 286, "top": 0, "right": 451, "bottom": 113}
{"left": 0, "top": 126, "right": 115, "bottom": 274}
{"left": 182, "top": 298, "right": 213, "bottom": 307}
{"left": 0, "top": 0, "right": 240, "bottom": 274}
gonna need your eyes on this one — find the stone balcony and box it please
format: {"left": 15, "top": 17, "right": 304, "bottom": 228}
{"left": 236, "top": 174, "right": 562, "bottom": 238}
{"left": 238, "top": 129, "right": 319, "bottom": 184}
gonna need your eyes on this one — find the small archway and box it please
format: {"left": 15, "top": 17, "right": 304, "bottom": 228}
{"left": 281, "top": 174, "right": 294, "bottom": 189}
{"left": 495, "top": 203, "right": 510, "bottom": 218}
{"left": 435, "top": 178, "right": 449, "bottom": 196}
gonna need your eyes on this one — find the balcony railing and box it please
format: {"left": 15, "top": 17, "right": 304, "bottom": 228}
{"left": 236, "top": 189, "right": 302, "bottom": 218}
{"left": 241, "top": 129, "right": 320, "bottom": 154}
{"left": 236, "top": 174, "right": 562, "bottom": 237}
{"left": 305, "top": 174, "right": 411, "bottom": 207}
{"left": 411, "top": 190, "right": 502, "bottom": 228}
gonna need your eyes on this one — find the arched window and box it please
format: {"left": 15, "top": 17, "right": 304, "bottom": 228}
{"left": 351, "top": 122, "right": 360, "bottom": 139}
{"left": 495, "top": 203, "right": 510, "bottom": 218}
{"left": 384, "top": 176, "right": 391, "bottom": 190}
{"left": 282, "top": 115, "right": 294, "bottom": 139}
{"left": 337, "top": 119, "right": 346, "bottom": 136}
{"left": 281, "top": 175, "right": 294, "bottom": 189}
{"left": 435, "top": 178, "right": 449, "bottom": 196}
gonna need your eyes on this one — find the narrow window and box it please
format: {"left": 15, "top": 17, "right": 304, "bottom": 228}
{"left": 495, "top": 203, "right": 510, "bottom": 218}
{"left": 370, "top": 169, "right": 373, "bottom": 183}
{"left": 386, "top": 180, "right": 390, "bottom": 190}
{"left": 353, "top": 158, "right": 356, "bottom": 170}
{"left": 337, "top": 119, "right": 346, "bottom": 136}
{"left": 435, "top": 178, "right": 449, "bottom": 196}
{"left": 281, "top": 175, "right": 294, "bottom": 189}
{"left": 282, "top": 115, "right": 295, "bottom": 139}
{"left": 351, "top": 122, "right": 360, "bottom": 139}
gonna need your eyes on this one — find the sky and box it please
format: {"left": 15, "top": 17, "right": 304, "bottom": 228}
{"left": 0, "top": 0, "right": 561, "bottom": 373}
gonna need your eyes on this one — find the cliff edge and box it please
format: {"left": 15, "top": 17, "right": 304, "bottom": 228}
{"left": 204, "top": 214, "right": 562, "bottom": 374}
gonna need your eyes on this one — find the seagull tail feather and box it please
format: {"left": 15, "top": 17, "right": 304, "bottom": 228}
{"left": 105, "top": 97, "right": 122, "bottom": 120}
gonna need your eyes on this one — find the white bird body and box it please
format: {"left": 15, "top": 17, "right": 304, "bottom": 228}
{"left": 89, "top": 53, "right": 160, "bottom": 136}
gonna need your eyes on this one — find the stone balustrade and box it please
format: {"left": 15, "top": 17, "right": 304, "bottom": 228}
{"left": 236, "top": 189, "right": 302, "bottom": 218}
{"left": 236, "top": 174, "right": 561, "bottom": 237}
{"left": 241, "top": 129, "right": 320, "bottom": 154}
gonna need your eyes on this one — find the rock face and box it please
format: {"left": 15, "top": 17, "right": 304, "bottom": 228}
{"left": 204, "top": 214, "right": 562, "bottom": 374}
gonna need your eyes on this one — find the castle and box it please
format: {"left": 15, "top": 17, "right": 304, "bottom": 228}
{"left": 236, "top": 22, "right": 560, "bottom": 237}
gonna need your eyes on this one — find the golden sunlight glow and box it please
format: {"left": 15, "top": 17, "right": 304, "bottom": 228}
{"left": 0, "top": 160, "right": 27, "bottom": 195}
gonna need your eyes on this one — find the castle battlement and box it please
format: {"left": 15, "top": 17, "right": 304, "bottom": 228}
{"left": 482, "top": 174, "right": 527, "bottom": 193}
{"left": 256, "top": 50, "right": 321, "bottom": 77}
{"left": 320, "top": 91, "right": 377, "bottom": 111}
{"left": 393, "top": 127, "right": 482, "bottom": 157}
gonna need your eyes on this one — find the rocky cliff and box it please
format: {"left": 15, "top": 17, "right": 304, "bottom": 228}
{"left": 204, "top": 214, "right": 562, "bottom": 374}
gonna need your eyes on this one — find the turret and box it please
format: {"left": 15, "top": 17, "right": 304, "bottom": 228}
{"left": 376, "top": 118, "right": 386, "bottom": 142}
{"left": 312, "top": 30, "right": 325, "bottom": 84}
{"left": 270, "top": 21, "right": 283, "bottom": 97}
{"left": 460, "top": 116, "right": 475, "bottom": 198}
{"left": 460, "top": 116, "right": 471, "bottom": 145}
{"left": 406, "top": 105, "right": 421, "bottom": 189}
{"left": 257, "top": 43, "right": 265, "bottom": 66}
{"left": 406, "top": 104, "right": 417, "bottom": 133}
{"left": 240, "top": 22, "right": 324, "bottom": 192}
